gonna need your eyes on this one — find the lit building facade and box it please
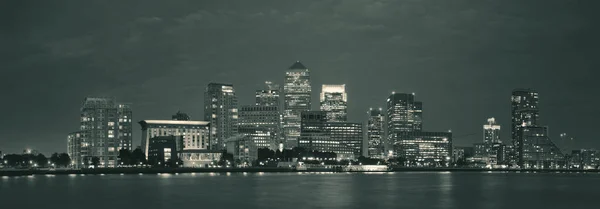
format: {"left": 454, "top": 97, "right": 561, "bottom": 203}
{"left": 320, "top": 84, "right": 347, "bottom": 122}
{"left": 283, "top": 61, "right": 311, "bottom": 148}
{"left": 511, "top": 89, "right": 539, "bottom": 162}
{"left": 518, "top": 126, "right": 563, "bottom": 169}
{"left": 385, "top": 93, "right": 451, "bottom": 166}
{"left": 147, "top": 136, "right": 180, "bottom": 165}
{"left": 511, "top": 89, "right": 563, "bottom": 168}
{"left": 299, "top": 111, "right": 363, "bottom": 160}
{"left": 484, "top": 118, "right": 501, "bottom": 144}
{"left": 256, "top": 81, "right": 280, "bottom": 107}
{"left": 393, "top": 131, "right": 452, "bottom": 166}
{"left": 139, "top": 119, "right": 210, "bottom": 156}
{"left": 204, "top": 83, "right": 238, "bottom": 150}
{"left": 238, "top": 105, "right": 281, "bottom": 150}
{"left": 367, "top": 108, "right": 385, "bottom": 159}
{"left": 67, "top": 131, "right": 85, "bottom": 167}
{"left": 67, "top": 97, "right": 132, "bottom": 168}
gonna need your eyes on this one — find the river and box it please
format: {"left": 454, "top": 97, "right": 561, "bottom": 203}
{"left": 1, "top": 172, "right": 599, "bottom": 209}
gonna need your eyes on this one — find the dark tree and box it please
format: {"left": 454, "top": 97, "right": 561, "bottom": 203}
{"left": 50, "top": 153, "right": 60, "bottom": 166}
{"left": 131, "top": 148, "right": 146, "bottom": 165}
{"left": 91, "top": 157, "right": 100, "bottom": 167}
{"left": 118, "top": 149, "right": 133, "bottom": 166}
{"left": 35, "top": 154, "right": 48, "bottom": 167}
{"left": 218, "top": 151, "right": 234, "bottom": 166}
{"left": 58, "top": 153, "right": 71, "bottom": 167}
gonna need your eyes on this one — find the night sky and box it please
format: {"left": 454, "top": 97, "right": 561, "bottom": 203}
{"left": 1, "top": 0, "right": 598, "bottom": 155}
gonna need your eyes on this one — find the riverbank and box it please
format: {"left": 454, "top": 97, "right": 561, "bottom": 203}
{"left": 2, "top": 167, "right": 599, "bottom": 177}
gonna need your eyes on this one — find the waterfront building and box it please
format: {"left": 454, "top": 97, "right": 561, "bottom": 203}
{"left": 511, "top": 89, "right": 539, "bottom": 163}
{"left": 226, "top": 135, "right": 258, "bottom": 166}
{"left": 393, "top": 131, "right": 452, "bottom": 166}
{"left": 147, "top": 136, "right": 180, "bottom": 165}
{"left": 67, "top": 97, "right": 132, "bottom": 168}
{"left": 299, "top": 111, "right": 363, "bottom": 160}
{"left": 452, "top": 147, "right": 465, "bottom": 163}
{"left": 320, "top": 84, "right": 347, "bottom": 122}
{"left": 238, "top": 105, "right": 281, "bottom": 150}
{"left": 366, "top": 108, "right": 385, "bottom": 159}
{"left": 179, "top": 150, "right": 222, "bottom": 168}
{"left": 204, "top": 83, "right": 238, "bottom": 150}
{"left": 283, "top": 61, "right": 311, "bottom": 148}
{"left": 67, "top": 131, "right": 85, "bottom": 167}
{"left": 518, "top": 126, "right": 563, "bottom": 168}
{"left": 511, "top": 89, "right": 563, "bottom": 168}
{"left": 385, "top": 92, "right": 451, "bottom": 166}
{"left": 139, "top": 118, "right": 210, "bottom": 157}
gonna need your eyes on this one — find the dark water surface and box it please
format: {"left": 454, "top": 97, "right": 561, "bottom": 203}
{"left": 2, "top": 172, "right": 599, "bottom": 209}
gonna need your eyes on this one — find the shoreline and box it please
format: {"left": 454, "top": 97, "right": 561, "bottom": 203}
{"left": 1, "top": 167, "right": 599, "bottom": 177}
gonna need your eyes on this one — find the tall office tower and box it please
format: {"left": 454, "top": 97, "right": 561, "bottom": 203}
{"left": 239, "top": 106, "right": 281, "bottom": 150}
{"left": 386, "top": 93, "right": 422, "bottom": 147}
{"left": 484, "top": 118, "right": 501, "bottom": 144}
{"left": 67, "top": 97, "right": 132, "bottom": 168}
{"left": 172, "top": 111, "right": 191, "bottom": 121}
{"left": 511, "top": 89, "right": 539, "bottom": 154}
{"left": 385, "top": 92, "right": 451, "bottom": 166}
{"left": 320, "top": 84, "right": 348, "bottom": 122}
{"left": 256, "top": 81, "right": 280, "bottom": 107}
{"left": 367, "top": 108, "right": 385, "bottom": 159}
{"left": 299, "top": 111, "right": 363, "bottom": 159}
{"left": 204, "top": 83, "right": 238, "bottom": 150}
{"left": 283, "top": 61, "right": 311, "bottom": 148}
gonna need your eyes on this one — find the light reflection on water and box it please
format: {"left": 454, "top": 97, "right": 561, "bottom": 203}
{"left": 1, "top": 172, "right": 600, "bottom": 209}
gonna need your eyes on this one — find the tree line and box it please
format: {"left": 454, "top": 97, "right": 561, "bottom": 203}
{"left": 2, "top": 153, "right": 71, "bottom": 168}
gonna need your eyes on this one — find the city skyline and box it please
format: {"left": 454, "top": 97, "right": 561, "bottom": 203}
{"left": 2, "top": 0, "right": 598, "bottom": 155}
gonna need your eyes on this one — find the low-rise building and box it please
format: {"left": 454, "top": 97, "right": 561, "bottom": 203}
{"left": 147, "top": 136, "right": 180, "bottom": 165}
{"left": 226, "top": 135, "right": 258, "bottom": 166}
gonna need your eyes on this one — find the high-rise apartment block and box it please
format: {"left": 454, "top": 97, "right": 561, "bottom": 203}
{"left": 511, "top": 89, "right": 563, "bottom": 168}
{"left": 320, "top": 84, "right": 347, "bottom": 122}
{"left": 67, "top": 97, "right": 132, "bottom": 168}
{"left": 204, "top": 83, "right": 238, "bottom": 150}
{"left": 283, "top": 61, "right": 311, "bottom": 148}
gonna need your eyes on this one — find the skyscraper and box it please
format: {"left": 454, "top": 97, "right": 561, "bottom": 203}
{"left": 256, "top": 81, "right": 280, "bottom": 107}
{"left": 367, "top": 108, "right": 385, "bottom": 159}
{"left": 320, "top": 84, "right": 348, "bottom": 122}
{"left": 386, "top": 93, "right": 422, "bottom": 135}
{"left": 484, "top": 117, "right": 501, "bottom": 144}
{"left": 204, "top": 83, "right": 238, "bottom": 150}
{"left": 511, "top": 89, "right": 539, "bottom": 149}
{"left": 386, "top": 92, "right": 451, "bottom": 166}
{"left": 283, "top": 61, "right": 311, "bottom": 148}
{"left": 511, "top": 89, "right": 563, "bottom": 168}
{"left": 67, "top": 97, "right": 132, "bottom": 168}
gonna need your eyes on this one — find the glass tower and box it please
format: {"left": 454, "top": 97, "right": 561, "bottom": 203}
{"left": 283, "top": 61, "right": 311, "bottom": 148}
